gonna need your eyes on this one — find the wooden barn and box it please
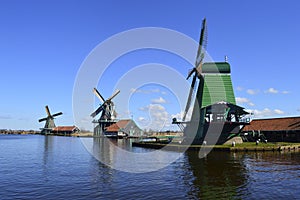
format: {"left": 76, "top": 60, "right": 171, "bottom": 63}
{"left": 104, "top": 119, "right": 143, "bottom": 138}
{"left": 243, "top": 117, "right": 300, "bottom": 142}
{"left": 51, "top": 126, "right": 80, "bottom": 136}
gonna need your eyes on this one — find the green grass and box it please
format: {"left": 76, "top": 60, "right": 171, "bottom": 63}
{"left": 237, "top": 142, "right": 299, "bottom": 147}
{"left": 218, "top": 142, "right": 300, "bottom": 150}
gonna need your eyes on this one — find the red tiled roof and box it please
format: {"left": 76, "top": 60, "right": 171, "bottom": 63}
{"left": 52, "top": 126, "right": 78, "bottom": 132}
{"left": 243, "top": 117, "right": 300, "bottom": 131}
{"left": 105, "top": 120, "right": 131, "bottom": 132}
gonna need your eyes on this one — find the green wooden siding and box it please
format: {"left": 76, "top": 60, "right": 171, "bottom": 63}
{"left": 202, "top": 62, "right": 231, "bottom": 73}
{"left": 201, "top": 74, "right": 236, "bottom": 108}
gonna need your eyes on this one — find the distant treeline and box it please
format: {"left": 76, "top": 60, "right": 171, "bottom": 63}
{"left": 0, "top": 129, "right": 40, "bottom": 135}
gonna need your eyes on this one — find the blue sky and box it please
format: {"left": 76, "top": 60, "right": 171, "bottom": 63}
{"left": 0, "top": 0, "right": 300, "bottom": 131}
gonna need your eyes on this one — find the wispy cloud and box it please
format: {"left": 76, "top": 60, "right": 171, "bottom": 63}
{"left": 246, "top": 108, "right": 284, "bottom": 118}
{"left": 274, "top": 109, "right": 284, "bottom": 114}
{"left": 265, "top": 87, "right": 278, "bottom": 94}
{"left": 130, "top": 88, "right": 165, "bottom": 95}
{"left": 138, "top": 104, "right": 169, "bottom": 131}
{"left": 139, "top": 104, "right": 165, "bottom": 112}
{"left": 247, "top": 89, "right": 260, "bottom": 95}
{"left": 264, "top": 88, "right": 290, "bottom": 94}
{"left": 236, "top": 86, "right": 244, "bottom": 91}
{"left": 171, "top": 110, "right": 192, "bottom": 122}
{"left": 236, "top": 97, "right": 255, "bottom": 107}
{"left": 137, "top": 104, "right": 181, "bottom": 131}
{"left": 138, "top": 117, "right": 146, "bottom": 121}
{"left": 240, "top": 87, "right": 290, "bottom": 95}
{"left": 151, "top": 97, "right": 167, "bottom": 104}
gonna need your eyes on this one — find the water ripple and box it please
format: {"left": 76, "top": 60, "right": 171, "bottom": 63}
{"left": 0, "top": 135, "right": 299, "bottom": 199}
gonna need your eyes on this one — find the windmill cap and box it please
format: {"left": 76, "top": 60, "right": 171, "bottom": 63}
{"left": 202, "top": 62, "right": 231, "bottom": 73}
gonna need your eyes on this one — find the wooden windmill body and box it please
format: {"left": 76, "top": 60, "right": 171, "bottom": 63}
{"left": 38, "top": 105, "right": 63, "bottom": 134}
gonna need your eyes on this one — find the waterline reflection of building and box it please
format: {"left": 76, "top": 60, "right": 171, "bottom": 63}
{"left": 185, "top": 151, "right": 248, "bottom": 199}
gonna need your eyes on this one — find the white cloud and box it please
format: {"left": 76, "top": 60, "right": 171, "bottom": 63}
{"left": 138, "top": 117, "right": 145, "bottom": 121}
{"left": 139, "top": 104, "right": 165, "bottom": 111}
{"left": 137, "top": 104, "right": 180, "bottom": 131}
{"left": 246, "top": 108, "right": 285, "bottom": 118}
{"left": 248, "top": 102, "right": 255, "bottom": 107}
{"left": 265, "top": 87, "right": 278, "bottom": 94}
{"left": 240, "top": 87, "right": 289, "bottom": 95}
{"left": 130, "top": 88, "right": 147, "bottom": 94}
{"left": 247, "top": 89, "right": 259, "bottom": 95}
{"left": 130, "top": 88, "right": 165, "bottom": 95}
{"left": 235, "top": 97, "right": 255, "bottom": 107}
{"left": 264, "top": 88, "right": 290, "bottom": 94}
{"left": 274, "top": 109, "right": 284, "bottom": 115}
{"left": 235, "top": 97, "right": 249, "bottom": 104}
{"left": 236, "top": 86, "right": 244, "bottom": 91}
{"left": 171, "top": 110, "right": 192, "bottom": 122}
{"left": 151, "top": 97, "right": 167, "bottom": 104}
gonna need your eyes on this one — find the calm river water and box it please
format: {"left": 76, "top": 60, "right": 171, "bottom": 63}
{"left": 0, "top": 134, "right": 299, "bottom": 199}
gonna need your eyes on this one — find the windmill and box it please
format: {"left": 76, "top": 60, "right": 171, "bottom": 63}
{"left": 91, "top": 88, "right": 120, "bottom": 120}
{"left": 38, "top": 105, "right": 63, "bottom": 134}
{"left": 176, "top": 18, "right": 250, "bottom": 144}
{"left": 183, "top": 18, "right": 207, "bottom": 122}
{"left": 91, "top": 88, "right": 120, "bottom": 136}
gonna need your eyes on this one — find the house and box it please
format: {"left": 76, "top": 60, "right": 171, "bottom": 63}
{"left": 104, "top": 119, "right": 143, "bottom": 138}
{"left": 243, "top": 117, "right": 300, "bottom": 142}
{"left": 51, "top": 126, "right": 80, "bottom": 136}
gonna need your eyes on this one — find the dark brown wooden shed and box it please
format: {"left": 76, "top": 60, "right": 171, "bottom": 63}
{"left": 243, "top": 117, "right": 300, "bottom": 142}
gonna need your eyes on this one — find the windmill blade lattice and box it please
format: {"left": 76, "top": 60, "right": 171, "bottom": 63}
{"left": 38, "top": 105, "right": 63, "bottom": 129}
{"left": 91, "top": 88, "right": 120, "bottom": 120}
{"left": 52, "top": 112, "right": 63, "bottom": 118}
{"left": 183, "top": 18, "right": 207, "bottom": 122}
{"left": 93, "top": 88, "right": 106, "bottom": 102}
{"left": 91, "top": 104, "right": 104, "bottom": 118}
{"left": 183, "top": 74, "right": 197, "bottom": 121}
{"left": 107, "top": 90, "right": 120, "bottom": 102}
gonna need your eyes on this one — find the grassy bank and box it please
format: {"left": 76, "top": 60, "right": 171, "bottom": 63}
{"left": 132, "top": 141, "right": 300, "bottom": 152}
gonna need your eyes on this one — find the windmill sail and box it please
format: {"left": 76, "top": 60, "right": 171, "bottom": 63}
{"left": 52, "top": 112, "right": 63, "bottom": 118}
{"left": 38, "top": 117, "right": 48, "bottom": 122}
{"left": 91, "top": 88, "right": 120, "bottom": 120}
{"left": 183, "top": 18, "right": 207, "bottom": 122}
{"left": 38, "top": 105, "right": 63, "bottom": 130}
{"left": 45, "top": 105, "right": 51, "bottom": 117}
{"left": 195, "top": 18, "right": 207, "bottom": 68}
{"left": 183, "top": 74, "right": 197, "bottom": 121}
{"left": 91, "top": 104, "right": 104, "bottom": 118}
{"left": 93, "top": 88, "right": 105, "bottom": 102}
{"left": 107, "top": 90, "right": 120, "bottom": 102}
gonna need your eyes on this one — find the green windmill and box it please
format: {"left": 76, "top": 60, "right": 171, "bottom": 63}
{"left": 174, "top": 18, "right": 249, "bottom": 145}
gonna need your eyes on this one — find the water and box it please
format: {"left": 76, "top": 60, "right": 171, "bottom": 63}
{"left": 0, "top": 134, "right": 299, "bottom": 199}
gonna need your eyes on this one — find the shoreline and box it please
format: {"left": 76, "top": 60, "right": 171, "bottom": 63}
{"left": 2, "top": 133, "right": 300, "bottom": 152}
{"left": 132, "top": 141, "right": 300, "bottom": 152}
